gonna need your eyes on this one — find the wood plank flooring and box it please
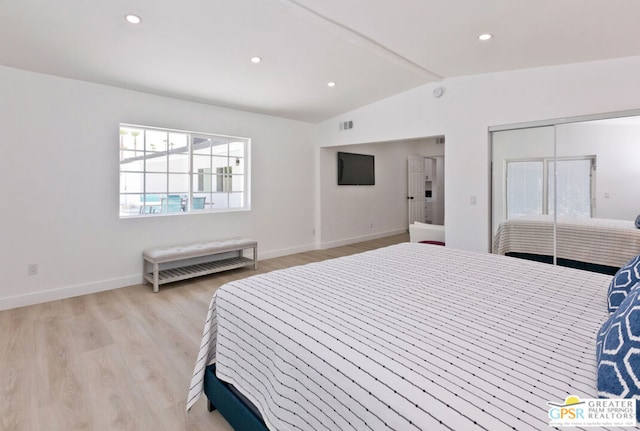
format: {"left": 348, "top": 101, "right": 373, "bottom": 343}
{"left": 0, "top": 234, "right": 408, "bottom": 431}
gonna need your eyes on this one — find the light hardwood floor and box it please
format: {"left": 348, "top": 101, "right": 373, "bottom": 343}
{"left": 0, "top": 234, "right": 408, "bottom": 431}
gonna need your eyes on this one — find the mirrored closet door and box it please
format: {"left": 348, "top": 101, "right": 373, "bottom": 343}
{"left": 491, "top": 113, "right": 640, "bottom": 274}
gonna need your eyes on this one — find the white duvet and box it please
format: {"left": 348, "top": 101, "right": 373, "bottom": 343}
{"left": 188, "top": 242, "right": 613, "bottom": 430}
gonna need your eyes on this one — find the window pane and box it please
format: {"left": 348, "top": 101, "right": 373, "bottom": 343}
{"left": 193, "top": 155, "right": 211, "bottom": 171}
{"left": 142, "top": 193, "right": 164, "bottom": 204}
{"left": 145, "top": 173, "right": 167, "bottom": 193}
{"left": 168, "top": 132, "right": 188, "bottom": 152}
{"left": 120, "top": 154, "right": 144, "bottom": 171}
{"left": 191, "top": 194, "right": 208, "bottom": 211}
{"left": 119, "top": 128, "right": 131, "bottom": 150}
{"left": 218, "top": 175, "right": 229, "bottom": 193}
{"left": 168, "top": 152, "right": 189, "bottom": 173}
{"left": 232, "top": 157, "right": 245, "bottom": 174}
{"left": 193, "top": 137, "right": 212, "bottom": 155}
{"left": 120, "top": 127, "right": 145, "bottom": 151}
{"left": 131, "top": 129, "right": 144, "bottom": 151}
{"left": 212, "top": 156, "right": 229, "bottom": 170}
{"left": 548, "top": 159, "right": 592, "bottom": 217}
{"left": 193, "top": 172, "right": 212, "bottom": 193}
{"left": 507, "top": 161, "right": 543, "bottom": 218}
{"left": 168, "top": 173, "right": 189, "bottom": 193}
{"left": 229, "top": 192, "right": 244, "bottom": 208}
{"left": 211, "top": 140, "right": 228, "bottom": 156}
{"left": 146, "top": 130, "right": 167, "bottom": 152}
{"left": 211, "top": 192, "right": 228, "bottom": 209}
{"left": 120, "top": 194, "right": 143, "bottom": 217}
{"left": 145, "top": 152, "right": 167, "bottom": 173}
{"left": 120, "top": 149, "right": 145, "bottom": 163}
{"left": 120, "top": 172, "right": 143, "bottom": 193}
{"left": 229, "top": 140, "right": 245, "bottom": 157}
{"left": 231, "top": 175, "right": 244, "bottom": 192}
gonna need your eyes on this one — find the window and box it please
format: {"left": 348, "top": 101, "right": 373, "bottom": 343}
{"left": 119, "top": 125, "right": 250, "bottom": 217}
{"left": 506, "top": 161, "right": 544, "bottom": 218}
{"left": 548, "top": 159, "right": 594, "bottom": 217}
{"left": 506, "top": 157, "right": 594, "bottom": 219}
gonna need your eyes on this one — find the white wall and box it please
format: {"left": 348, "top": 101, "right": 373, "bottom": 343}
{"left": 319, "top": 139, "right": 429, "bottom": 247}
{"left": 557, "top": 120, "right": 640, "bottom": 220}
{"left": 6, "top": 54, "right": 640, "bottom": 310}
{"left": 418, "top": 140, "right": 445, "bottom": 158}
{"left": 0, "top": 65, "right": 316, "bottom": 310}
{"left": 316, "top": 55, "right": 640, "bottom": 251}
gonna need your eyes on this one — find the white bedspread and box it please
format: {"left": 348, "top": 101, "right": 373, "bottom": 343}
{"left": 188, "top": 242, "right": 615, "bottom": 430}
{"left": 493, "top": 215, "right": 640, "bottom": 268}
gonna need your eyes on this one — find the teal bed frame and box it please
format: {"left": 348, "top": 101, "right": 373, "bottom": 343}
{"left": 203, "top": 364, "right": 269, "bottom": 431}
{"left": 506, "top": 252, "right": 618, "bottom": 275}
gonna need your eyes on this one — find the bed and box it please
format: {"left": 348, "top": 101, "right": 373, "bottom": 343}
{"left": 493, "top": 216, "right": 640, "bottom": 274}
{"left": 187, "top": 242, "right": 617, "bottom": 430}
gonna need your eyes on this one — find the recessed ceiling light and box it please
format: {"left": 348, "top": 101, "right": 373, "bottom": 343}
{"left": 327, "top": 82, "right": 336, "bottom": 87}
{"left": 478, "top": 33, "right": 492, "bottom": 41}
{"left": 125, "top": 14, "right": 142, "bottom": 24}
{"left": 250, "top": 56, "right": 262, "bottom": 64}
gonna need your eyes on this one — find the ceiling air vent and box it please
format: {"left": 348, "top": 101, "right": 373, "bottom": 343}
{"left": 339, "top": 120, "right": 354, "bottom": 131}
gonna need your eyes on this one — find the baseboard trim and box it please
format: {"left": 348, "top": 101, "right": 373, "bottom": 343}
{"left": 0, "top": 274, "right": 143, "bottom": 311}
{"left": 0, "top": 244, "right": 318, "bottom": 311}
{"left": 0, "top": 233, "right": 404, "bottom": 311}
{"left": 319, "top": 228, "right": 407, "bottom": 250}
{"left": 258, "top": 243, "right": 316, "bottom": 260}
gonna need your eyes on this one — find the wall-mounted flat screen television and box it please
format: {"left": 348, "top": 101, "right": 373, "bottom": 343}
{"left": 337, "top": 151, "right": 375, "bottom": 185}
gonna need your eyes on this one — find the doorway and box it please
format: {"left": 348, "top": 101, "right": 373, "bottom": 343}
{"left": 408, "top": 154, "right": 445, "bottom": 226}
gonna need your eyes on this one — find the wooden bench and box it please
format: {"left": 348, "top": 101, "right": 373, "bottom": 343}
{"left": 143, "top": 239, "right": 258, "bottom": 292}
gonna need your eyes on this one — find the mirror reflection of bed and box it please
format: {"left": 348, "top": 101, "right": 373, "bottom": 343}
{"left": 491, "top": 113, "right": 640, "bottom": 275}
{"left": 493, "top": 215, "right": 640, "bottom": 274}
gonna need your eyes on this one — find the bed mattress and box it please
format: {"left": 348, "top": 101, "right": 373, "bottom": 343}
{"left": 188, "top": 242, "right": 614, "bottom": 430}
{"left": 493, "top": 216, "right": 640, "bottom": 268}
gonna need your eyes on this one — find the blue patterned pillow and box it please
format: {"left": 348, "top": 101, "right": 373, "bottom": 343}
{"left": 596, "top": 288, "right": 640, "bottom": 421}
{"left": 608, "top": 255, "right": 640, "bottom": 314}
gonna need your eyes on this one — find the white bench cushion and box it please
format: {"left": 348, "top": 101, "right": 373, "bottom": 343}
{"left": 143, "top": 238, "right": 257, "bottom": 263}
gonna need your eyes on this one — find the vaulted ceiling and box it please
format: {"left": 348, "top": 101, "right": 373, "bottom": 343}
{"left": 1, "top": 0, "right": 640, "bottom": 122}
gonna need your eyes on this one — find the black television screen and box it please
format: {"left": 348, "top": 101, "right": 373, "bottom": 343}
{"left": 337, "top": 151, "right": 375, "bottom": 185}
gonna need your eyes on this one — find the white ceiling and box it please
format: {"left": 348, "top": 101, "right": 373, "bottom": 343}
{"left": 1, "top": 0, "right": 640, "bottom": 122}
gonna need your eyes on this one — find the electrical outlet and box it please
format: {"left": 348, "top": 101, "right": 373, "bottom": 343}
{"left": 27, "top": 263, "right": 38, "bottom": 276}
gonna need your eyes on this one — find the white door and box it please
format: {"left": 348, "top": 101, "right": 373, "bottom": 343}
{"left": 408, "top": 155, "right": 426, "bottom": 225}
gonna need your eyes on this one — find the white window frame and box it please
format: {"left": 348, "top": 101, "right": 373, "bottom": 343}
{"left": 119, "top": 124, "right": 251, "bottom": 218}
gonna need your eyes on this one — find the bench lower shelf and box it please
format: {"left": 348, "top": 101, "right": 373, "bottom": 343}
{"left": 143, "top": 256, "right": 256, "bottom": 289}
